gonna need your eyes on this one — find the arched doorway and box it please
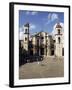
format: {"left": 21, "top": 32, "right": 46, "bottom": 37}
{"left": 40, "top": 48, "right": 44, "bottom": 55}
{"left": 51, "top": 50, "right": 54, "bottom": 56}
{"left": 30, "top": 50, "right": 33, "bottom": 55}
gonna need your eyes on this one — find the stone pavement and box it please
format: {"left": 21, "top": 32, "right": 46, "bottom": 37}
{"left": 19, "top": 56, "right": 64, "bottom": 79}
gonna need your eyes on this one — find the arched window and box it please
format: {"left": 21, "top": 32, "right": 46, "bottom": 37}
{"left": 25, "top": 29, "right": 28, "bottom": 33}
{"left": 25, "top": 37, "right": 27, "bottom": 41}
{"left": 41, "top": 37, "right": 44, "bottom": 39}
{"left": 58, "top": 29, "right": 60, "bottom": 34}
{"left": 58, "top": 37, "right": 60, "bottom": 44}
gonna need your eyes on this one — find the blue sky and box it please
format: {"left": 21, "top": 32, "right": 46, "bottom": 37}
{"left": 19, "top": 10, "right": 64, "bottom": 35}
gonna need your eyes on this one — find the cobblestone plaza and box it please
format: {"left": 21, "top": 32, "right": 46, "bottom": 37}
{"left": 19, "top": 57, "right": 64, "bottom": 79}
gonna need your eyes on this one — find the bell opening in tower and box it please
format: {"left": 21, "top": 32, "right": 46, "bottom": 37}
{"left": 58, "top": 29, "right": 60, "bottom": 34}
{"left": 58, "top": 37, "right": 60, "bottom": 44}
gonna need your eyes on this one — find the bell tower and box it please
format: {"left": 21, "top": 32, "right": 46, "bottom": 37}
{"left": 23, "top": 23, "right": 29, "bottom": 51}
{"left": 55, "top": 23, "right": 63, "bottom": 56}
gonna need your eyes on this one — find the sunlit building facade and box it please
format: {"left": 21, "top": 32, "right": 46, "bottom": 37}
{"left": 20, "top": 23, "right": 64, "bottom": 57}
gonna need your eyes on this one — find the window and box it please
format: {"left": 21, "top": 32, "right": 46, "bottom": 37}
{"left": 46, "top": 40, "right": 48, "bottom": 44}
{"left": 41, "top": 37, "right": 44, "bottom": 39}
{"left": 40, "top": 48, "right": 44, "bottom": 55}
{"left": 58, "top": 37, "right": 60, "bottom": 44}
{"left": 58, "top": 29, "right": 60, "bottom": 34}
{"left": 53, "top": 40, "right": 55, "bottom": 43}
{"left": 25, "top": 29, "right": 28, "bottom": 33}
{"left": 41, "top": 37, "right": 44, "bottom": 42}
{"left": 25, "top": 37, "right": 27, "bottom": 41}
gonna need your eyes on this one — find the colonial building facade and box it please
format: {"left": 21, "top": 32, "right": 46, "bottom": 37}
{"left": 20, "top": 23, "right": 64, "bottom": 57}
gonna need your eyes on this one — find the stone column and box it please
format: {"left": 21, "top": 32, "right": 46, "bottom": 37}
{"left": 46, "top": 47, "right": 47, "bottom": 56}
{"left": 44, "top": 48, "right": 46, "bottom": 56}
{"left": 33, "top": 47, "right": 36, "bottom": 55}
{"left": 47, "top": 46, "right": 50, "bottom": 56}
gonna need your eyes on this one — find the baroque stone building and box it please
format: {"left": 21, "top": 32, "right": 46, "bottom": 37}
{"left": 20, "top": 23, "right": 64, "bottom": 57}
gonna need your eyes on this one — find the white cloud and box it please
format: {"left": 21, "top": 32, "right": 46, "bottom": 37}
{"left": 51, "top": 13, "right": 58, "bottom": 21}
{"left": 19, "top": 27, "right": 23, "bottom": 32}
{"left": 31, "top": 11, "right": 38, "bottom": 15}
{"left": 26, "top": 11, "right": 30, "bottom": 15}
{"left": 26, "top": 11, "right": 38, "bottom": 15}
{"left": 48, "top": 13, "right": 52, "bottom": 20}
{"left": 47, "top": 13, "right": 59, "bottom": 24}
{"left": 19, "top": 26, "right": 24, "bottom": 40}
{"left": 19, "top": 31, "right": 24, "bottom": 40}
{"left": 30, "top": 23, "right": 36, "bottom": 30}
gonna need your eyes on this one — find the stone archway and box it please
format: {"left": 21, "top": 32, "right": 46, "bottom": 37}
{"left": 51, "top": 50, "right": 54, "bottom": 56}
{"left": 40, "top": 48, "right": 44, "bottom": 55}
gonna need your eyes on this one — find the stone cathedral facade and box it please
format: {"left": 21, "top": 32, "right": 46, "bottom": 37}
{"left": 20, "top": 23, "right": 64, "bottom": 57}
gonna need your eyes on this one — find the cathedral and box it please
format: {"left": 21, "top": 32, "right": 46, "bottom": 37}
{"left": 20, "top": 23, "right": 64, "bottom": 57}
